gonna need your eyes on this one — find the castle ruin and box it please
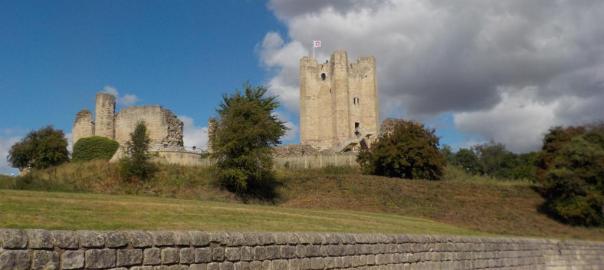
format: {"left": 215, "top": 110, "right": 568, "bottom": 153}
{"left": 73, "top": 92, "right": 187, "bottom": 154}
{"left": 299, "top": 50, "right": 379, "bottom": 151}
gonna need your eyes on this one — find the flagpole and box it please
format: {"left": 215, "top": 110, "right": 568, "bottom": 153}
{"left": 312, "top": 43, "right": 315, "bottom": 59}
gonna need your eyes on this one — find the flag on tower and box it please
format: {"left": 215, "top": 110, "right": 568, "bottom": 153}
{"left": 313, "top": 40, "right": 321, "bottom": 48}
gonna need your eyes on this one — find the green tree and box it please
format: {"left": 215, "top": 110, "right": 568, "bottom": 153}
{"left": 8, "top": 126, "right": 69, "bottom": 171}
{"left": 538, "top": 125, "right": 604, "bottom": 226}
{"left": 358, "top": 119, "right": 445, "bottom": 180}
{"left": 119, "top": 121, "right": 156, "bottom": 181}
{"left": 454, "top": 148, "right": 482, "bottom": 175}
{"left": 72, "top": 136, "right": 119, "bottom": 162}
{"left": 210, "top": 83, "right": 287, "bottom": 199}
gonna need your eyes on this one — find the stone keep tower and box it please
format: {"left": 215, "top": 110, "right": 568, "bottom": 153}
{"left": 299, "top": 50, "right": 379, "bottom": 150}
{"left": 94, "top": 92, "right": 116, "bottom": 139}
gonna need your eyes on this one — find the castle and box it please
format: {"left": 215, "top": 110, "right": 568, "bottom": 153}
{"left": 299, "top": 50, "right": 379, "bottom": 151}
{"left": 72, "top": 93, "right": 205, "bottom": 165}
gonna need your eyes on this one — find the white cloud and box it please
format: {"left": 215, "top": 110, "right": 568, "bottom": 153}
{"left": 262, "top": 0, "right": 604, "bottom": 152}
{"left": 178, "top": 116, "right": 209, "bottom": 151}
{"left": 0, "top": 136, "right": 20, "bottom": 175}
{"left": 101, "top": 85, "right": 140, "bottom": 106}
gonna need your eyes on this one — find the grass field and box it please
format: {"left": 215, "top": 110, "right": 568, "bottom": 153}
{"left": 0, "top": 189, "right": 479, "bottom": 236}
{"left": 1, "top": 161, "right": 603, "bottom": 240}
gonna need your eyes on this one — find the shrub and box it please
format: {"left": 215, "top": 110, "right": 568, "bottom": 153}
{"left": 538, "top": 124, "right": 604, "bottom": 226}
{"left": 119, "top": 121, "right": 156, "bottom": 182}
{"left": 72, "top": 136, "right": 119, "bottom": 161}
{"left": 8, "top": 126, "right": 69, "bottom": 170}
{"left": 357, "top": 119, "right": 445, "bottom": 180}
{"left": 210, "top": 83, "right": 286, "bottom": 199}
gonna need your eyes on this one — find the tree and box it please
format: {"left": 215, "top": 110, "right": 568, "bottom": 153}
{"left": 538, "top": 124, "right": 604, "bottom": 226}
{"left": 72, "top": 136, "right": 119, "bottom": 162}
{"left": 454, "top": 148, "right": 482, "bottom": 175}
{"left": 210, "top": 83, "right": 287, "bottom": 199}
{"left": 357, "top": 119, "right": 445, "bottom": 180}
{"left": 8, "top": 126, "right": 69, "bottom": 171}
{"left": 119, "top": 121, "right": 156, "bottom": 181}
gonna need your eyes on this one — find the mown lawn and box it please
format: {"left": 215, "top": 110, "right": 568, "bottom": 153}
{"left": 0, "top": 189, "right": 480, "bottom": 236}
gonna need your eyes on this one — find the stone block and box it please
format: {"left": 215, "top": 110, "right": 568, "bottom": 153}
{"left": 106, "top": 231, "right": 129, "bottom": 248}
{"left": 161, "top": 247, "right": 179, "bottom": 264}
{"left": 51, "top": 231, "right": 78, "bottom": 249}
{"left": 207, "top": 262, "right": 219, "bottom": 270}
{"left": 62, "top": 250, "right": 85, "bottom": 269}
{"left": 248, "top": 261, "right": 262, "bottom": 270}
{"left": 253, "top": 246, "right": 266, "bottom": 260}
{"left": 174, "top": 231, "right": 191, "bottom": 246}
{"left": 0, "top": 229, "right": 27, "bottom": 249}
{"left": 79, "top": 231, "right": 105, "bottom": 248}
{"left": 234, "top": 261, "right": 250, "bottom": 270}
{"left": 189, "top": 264, "right": 207, "bottom": 270}
{"left": 195, "top": 248, "right": 212, "bottom": 263}
{"left": 224, "top": 232, "right": 244, "bottom": 247}
{"left": 152, "top": 231, "right": 176, "bottom": 247}
{"left": 144, "top": 248, "right": 161, "bottom": 265}
{"left": 85, "top": 248, "right": 116, "bottom": 269}
{"left": 219, "top": 262, "right": 234, "bottom": 270}
{"left": 26, "top": 229, "right": 53, "bottom": 249}
{"left": 0, "top": 250, "right": 30, "bottom": 270}
{"left": 189, "top": 232, "right": 211, "bottom": 247}
{"left": 117, "top": 248, "right": 143, "bottom": 266}
{"left": 179, "top": 247, "right": 195, "bottom": 264}
{"left": 266, "top": 245, "right": 279, "bottom": 259}
{"left": 31, "top": 250, "right": 58, "bottom": 270}
{"left": 310, "top": 257, "right": 324, "bottom": 269}
{"left": 212, "top": 246, "right": 225, "bottom": 261}
{"left": 280, "top": 245, "right": 296, "bottom": 258}
{"left": 128, "top": 231, "right": 153, "bottom": 248}
{"left": 225, "top": 247, "right": 240, "bottom": 261}
{"left": 240, "top": 246, "right": 253, "bottom": 261}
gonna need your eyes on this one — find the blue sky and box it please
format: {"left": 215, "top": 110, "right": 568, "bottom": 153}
{"left": 3, "top": 0, "right": 602, "bottom": 174}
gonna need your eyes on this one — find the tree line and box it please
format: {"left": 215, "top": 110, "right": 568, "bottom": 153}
{"left": 5, "top": 83, "right": 604, "bottom": 226}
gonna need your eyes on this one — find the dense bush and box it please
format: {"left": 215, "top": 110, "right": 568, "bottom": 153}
{"left": 445, "top": 143, "right": 537, "bottom": 181}
{"left": 119, "top": 122, "right": 156, "bottom": 182}
{"left": 538, "top": 125, "right": 604, "bottom": 226}
{"left": 72, "top": 136, "right": 119, "bottom": 161}
{"left": 210, "top": 83, "right": 286, "bottom": 199}
{"left": 358, "top": 119, "right": 445, "bottom": 180}
{"left": 8, "top": 126, "right": 69, "bottom": 170}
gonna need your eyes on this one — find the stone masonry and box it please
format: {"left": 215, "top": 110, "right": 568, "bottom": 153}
{"left": 299, "top": 50, "right": 379, "bottom": 151}
{"left": 72, "top": 92, "right": 185, "bottom": 151}
{"left": 1, "top": 229, "right": 604, "bottom": 270}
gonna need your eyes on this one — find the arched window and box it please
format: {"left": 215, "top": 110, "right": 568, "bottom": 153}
{"left": 353, "top": 97, "right": 360, "bottom": 105}
{"left": 320, "top": 73, "right": 326, "bottom": 81}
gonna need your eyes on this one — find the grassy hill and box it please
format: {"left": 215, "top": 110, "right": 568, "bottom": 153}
{"left": 1, "top": 161, "right": 603, "bottom": 240}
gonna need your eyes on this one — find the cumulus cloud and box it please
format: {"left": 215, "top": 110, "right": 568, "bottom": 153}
{"left": 178, "top": 116, "right": 209, "bottom": 151}
{"left": 261, "top": 0, "right": 604, "bottom": 152}
{"left": 101, "top": 85, "right": 140, "bottom": 106}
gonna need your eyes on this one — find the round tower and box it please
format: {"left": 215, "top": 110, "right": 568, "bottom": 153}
{"left": 95, "top": 92, "right": 116, "bottom": 139}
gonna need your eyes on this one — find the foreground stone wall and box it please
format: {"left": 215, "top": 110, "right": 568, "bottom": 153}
{"left": 1, "top": 229, "right": 603, "bottom": 270}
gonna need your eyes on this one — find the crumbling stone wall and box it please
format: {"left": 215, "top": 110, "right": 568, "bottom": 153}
{"left": 114, "top": 106, "right": 184, "bottom": 151}
{"left": 1, "top": 229, "right": 603, "bottom": 270}
{"left": 72, "top": 109, "right": 95, "bottom": 145}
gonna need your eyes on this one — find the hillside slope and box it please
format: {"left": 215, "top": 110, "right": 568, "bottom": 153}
{"left": 1, "top": 161, "right": 603, "bottom": 240}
